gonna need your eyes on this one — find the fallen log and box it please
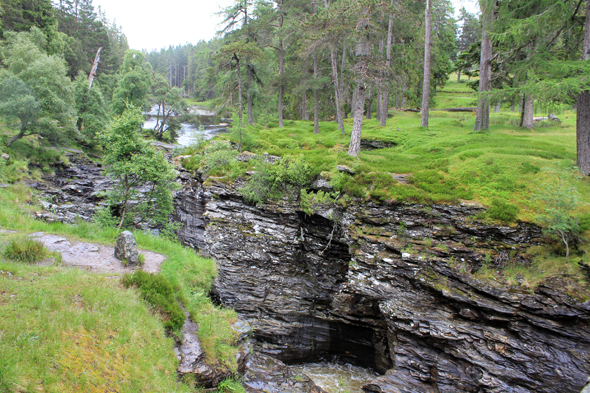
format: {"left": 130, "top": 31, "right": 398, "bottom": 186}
{"left": 533, "top": 113, "right": 560, "bottom": 122}
{"left": 438, "top": 107, "right": 477, "bottom": 112}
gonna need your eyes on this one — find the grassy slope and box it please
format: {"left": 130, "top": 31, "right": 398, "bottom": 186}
{"left": 0, "top": 185, "right": 239, "bottom": 392}
{"left": 207, "top": 78, "right": 588, "bottom": 222}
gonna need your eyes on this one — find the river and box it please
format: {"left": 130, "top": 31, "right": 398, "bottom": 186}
{"left": 143, "top": 117, "right": 228, "bottom": 147}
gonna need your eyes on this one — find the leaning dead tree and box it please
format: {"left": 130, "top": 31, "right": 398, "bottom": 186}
{"left": 88, "top": 47, "right": 103, "bottom": 91}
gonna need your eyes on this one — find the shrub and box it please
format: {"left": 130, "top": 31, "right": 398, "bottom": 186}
{"left": 122, "top": 271, "right": 185, "bottom": 331}
{"left": 240, "top": 155, "right": 312, "bottom": 205}
{"left": 486, "top": 198, "right": 519, "bottom": 223}
{"left": 535, "top": 167, "right": 582, "bottom": 261}
{"left": 3, "top": 237, "right": 48, "bottom": 263}
{"left": 300, "top": 190, "right": 337, "bottom": 216}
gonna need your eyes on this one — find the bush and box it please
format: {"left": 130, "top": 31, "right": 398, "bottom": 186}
{"left": 122, "top": 271, "right": 185, "bottom": 331}
{"left": 300, "top": 190, "right": 337, "bottom": 216}
{"left": 487, "top": 198, "right": 519, "bottom": 223}
{"left": 240, "top": 155, "right": 313, "bottom": 205}
{"left": 3, "top": 237, "right": 48, "bottom": 263}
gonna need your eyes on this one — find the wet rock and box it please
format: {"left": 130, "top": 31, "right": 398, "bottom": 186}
{"left": 237, "top": 151, "right": 258, "bottom": 162}
{"left": 171, "top": 177, "right": 590, "bottom": 393}
{"left": 114, "top": 231, "right": 139, "bottom": 265}
{"left": 311, "top": 178, "right": 334, "bottom": 192}
{"left": 263, "top": 152, "right": 281, "bottom": 164}
{"left": 242, "top": 353, "right": 327, "bottom": 393}
{"left": 360, "top": 139, "right": 396, "bottom": 150}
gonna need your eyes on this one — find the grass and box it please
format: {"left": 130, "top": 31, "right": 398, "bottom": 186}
{"left": 182, "top": 90, "right": 589, "bottom": 223}
{"left": 0, "top": 261, "right": 191, "bottom": 392}
{"left": 0, "top": 184, "right": 240, "bottom": 391}
{"left": 176, "top": 76, "right": 590, "bottom": 293}
{"left": 3, "top": 237, "right": 48, "bottom": 263}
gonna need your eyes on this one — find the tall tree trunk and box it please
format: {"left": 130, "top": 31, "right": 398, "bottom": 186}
{"left": 521, "top": 95, "right": 534, "bottom": 129}
{"left": 494, "top": 103, "right": 500, "bottom": 113}
{"left": 577, "top": 0, "right": 590, "bottom": 175}
{"left": 247, "top": 64, "right": 254, "bottom": 125}
{"left": 366, "top": 88, "right": 372, "bottom": 119}
{"left": 457, "top": 70, "right": 461, "bottom": 83}
{"left": 235, "top": 56, "right": 244, "bottom": 127}
{"left": 314, "top": 54, "right": 320, "bottom": 134}
{"left": 302, "top": 90, "right": 309, "bottom": 120}
{"left": 348, "top": 15, "right": 370, "bottom": 157}
{"left": 420, "top": 0, "right": 432, "bottom": 127}
{"left": 474, "top": 0, "right": 493, "bottom": 132}
{"left": 375, "top": 92, "right": 383, "bottom": 123}
{"left": 381, "top": 0, "right": 394, "bottom": 126}
{"left": 330, "top": 48, "right": 345, "bottom": 134}
{"left": 278, "top": 0, "right": 284, "bottom": 128}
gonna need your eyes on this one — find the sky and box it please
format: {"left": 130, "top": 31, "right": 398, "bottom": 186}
{"left": 93, "top": 0, "right": 479, "bottom": 52}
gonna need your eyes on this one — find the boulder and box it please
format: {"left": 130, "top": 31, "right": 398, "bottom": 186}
{"left": 336, "top": 165, "right": 355, "bottom": 174}
{"left": 114, "top": 231, "right": 139, "bottom": 265}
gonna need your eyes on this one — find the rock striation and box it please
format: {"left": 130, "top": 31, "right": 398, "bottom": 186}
{"left": 173, "top": 177, "right": 590, "bottom": 393}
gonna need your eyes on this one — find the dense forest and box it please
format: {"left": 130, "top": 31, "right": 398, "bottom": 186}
{"left": 1, "top": 0, "right": 589, "bottom": 166}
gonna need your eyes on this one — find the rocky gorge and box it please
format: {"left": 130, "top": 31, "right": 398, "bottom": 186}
{"left": 32, "top": 151, "right": 590, "bottom": 392}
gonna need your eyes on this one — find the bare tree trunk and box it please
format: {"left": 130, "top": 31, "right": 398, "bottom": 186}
{"left": 375, "top": 89, "right": 383, "bottom": 123}
{"left": 235, "top": 56, "right": 244, "bottom": 127}
{"left": 494, "top": 103, "right": 500, "bottom": 113}
{"left": 474, "top": 0, "right": 493, "bottom": 132}
{"left": 366, "top": 88, "right": 372, "bottom": 119}
{"left": 302, "top": 90, "right": 309, "bottom": 120}
{"left": 420, "top": 0, "right": 432, "bottom": 128}
{"left": 278, "top": 0, "right": 284, "bottom": 128}
{"left": 348, "top": 15, "right": 370, "bottom": 157}
{"left": 521, "top": 94, "right": 534, "bottom": 129}
{"left": 6, "top": 127, "right": 26, "bottom": 147}
{"left": 349, "top": 83, "right": 366, "bottom": 157}
{"left": 577, "top": 0, "right": 590, "bottom": 175}
{"left": 247, "top": 65, "right": 254, "bottom": 125}
{"left": 381, "top": 0, "right": 394, "bottom": 126}
{"left": 510, "top": 101, "right": 515, "bottom": 112}
{"left": 88, "top": 47, "right": 102, "bottom": 91}
{"left": 314, "top": 54, "right": 320, "bottom": 134}
{"left": 457, "top": 70, "right": 461, "bottom": 83}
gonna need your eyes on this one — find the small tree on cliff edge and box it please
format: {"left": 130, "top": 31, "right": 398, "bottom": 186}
{"left": 99, "top": 107, "right": 178, "bottom": 230}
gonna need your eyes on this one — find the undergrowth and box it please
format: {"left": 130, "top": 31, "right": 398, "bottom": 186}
{"left": 122, "top": 271, "right": 185, "bottom": 331}
{"left": 3, "top": 237, "right": 48, "bottom": 263}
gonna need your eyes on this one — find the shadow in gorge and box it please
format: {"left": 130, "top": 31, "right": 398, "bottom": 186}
{"left": 251, "top": 212, "right": 392, "bottom": 374}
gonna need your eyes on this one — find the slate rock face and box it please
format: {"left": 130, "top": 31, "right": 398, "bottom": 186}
{"left": 114, "top": 231, "right": 139, "bottom": 265}
{"left": 172, "top": 177, "right": 590, "bottom": 393}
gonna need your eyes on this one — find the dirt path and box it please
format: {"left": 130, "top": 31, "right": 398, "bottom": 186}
{"left": 29, "top": 232, "right": 166, "bottom": 274}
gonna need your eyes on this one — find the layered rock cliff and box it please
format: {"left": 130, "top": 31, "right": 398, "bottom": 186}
{"left": 174, "top": 175, "right": 590, "bottom": 393}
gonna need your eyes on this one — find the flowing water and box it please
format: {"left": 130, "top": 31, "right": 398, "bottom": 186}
{"left": 290, "top": 362, "right": 378, "bottom": 393}
{"left": 143, "top": 117, "right": 227, "bottom": 147}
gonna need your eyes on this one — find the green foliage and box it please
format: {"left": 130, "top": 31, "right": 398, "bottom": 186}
{"left": 486, "top": 198, "right": 520, "bottom": 223}
{"left": 73, "top": 75, "right": 108, "bottom": 146}
{"left": 240, "top": 155, "right": 313, "bottom": 205}
{"left": 0, "top": 28, "right": 76, "bottom": 146}
{"left": 300, "top": 189, "right": 337, "bottom": 216}
{"left": 217, "top": 378, "right": 246, "bottom": 393}
{"left": 3, "top": 236, "right": 48, "bottom": 263}
{"left": 122, "top": 271, "right": 185, "bottom": 331}
{"left": 99, "top": 107, "right": 179, "bottom": 228}
{"left": 92, "top": 207, "right": 119, "bottom": 228}
{"left": 111, "top": 50, "right": 153, "bottom": 115}
{"left": 535, "top": 168, "right": 582, "bottom": 260}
